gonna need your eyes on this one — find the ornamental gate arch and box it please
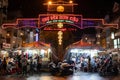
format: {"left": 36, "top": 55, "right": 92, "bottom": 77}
{"left": 2, "top": 14, "right": 118, "bottom": 29}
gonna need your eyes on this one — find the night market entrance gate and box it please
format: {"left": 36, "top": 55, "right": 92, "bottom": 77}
{"left": 2, "top": 14, "right": 118, "bottom": 29}
{"left": 2, "top": 14, "right": 118, "bottom": 60}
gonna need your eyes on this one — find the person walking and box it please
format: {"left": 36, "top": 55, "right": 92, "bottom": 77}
{"left": 37, "top": 56, "right": 42, "bottom": 73}
{"left": 2, "top": 57, "right": 7, "bottom": 75}
{"left": 0, "top": 57, "right": 2, "bottom": 75}
{"left": 21, "top": 55, "right": 27, "bottom": 76}
{"left": 29, "top": 57, "right": 34, "bottom": 75}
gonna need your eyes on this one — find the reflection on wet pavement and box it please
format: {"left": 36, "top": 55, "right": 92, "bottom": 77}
{"left": 0, "top": 71, "right": 120, "bottom": 80}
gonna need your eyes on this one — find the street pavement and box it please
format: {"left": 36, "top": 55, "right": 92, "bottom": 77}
{"left": 0, "top": 71, "right": 120, "bottom": 80}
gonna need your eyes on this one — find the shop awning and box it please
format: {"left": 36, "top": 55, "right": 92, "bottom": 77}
{"left": 67, "top": 40, "right": 105, "bottom": 51}
{"left": 22, "top": 41, "right": 50, "bottom": 49}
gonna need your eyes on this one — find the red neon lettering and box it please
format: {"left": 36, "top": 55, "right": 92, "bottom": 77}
{"left": 43, "top": 27, "right": 77, "bottom": 31}
{"left": 69, "top": 17, "right": 79, "bottom": 22}
{"left": 42, "top": 17, "right": 49, "bottom": 23}
{"left": 59, "top": 16, "right": 69, "bottom": 20}
{"left": 50, "top": 15, "right": 58, "bottom": 20}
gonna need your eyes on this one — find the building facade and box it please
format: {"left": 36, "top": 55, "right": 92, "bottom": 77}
{"left": 0, "top": 0, "right": 8, "bottom": 49}
{"left": 97, "top": 1, "right": 120, "bottom": 51}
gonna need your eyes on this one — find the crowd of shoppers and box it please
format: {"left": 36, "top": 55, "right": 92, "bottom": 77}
{"left": 0, "top": 52, "right": 120, "bottom": 76}
{"left": 0, "top": 53, "right": 42, "bottom": 76}
{"left": 75, "top": 53, "right": 120, "bottom": 75}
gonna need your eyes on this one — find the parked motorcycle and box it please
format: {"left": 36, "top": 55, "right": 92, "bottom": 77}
{"left": 48, "top": 62, "right": 59, "bottom": 75}
{"left": 59, "top": 61, "right": 74, "bottom": 76}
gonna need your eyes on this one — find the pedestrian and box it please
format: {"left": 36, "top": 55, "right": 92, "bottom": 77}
{"left": 37, "top": 56, "right": 42, "bottom": 73}
{"left": 87, "top": 56, "right": 91, "bottom": 72}
{"left": 29, "top": 57, "right": 34, "bottom": 75}
{"left": 2, "top": 57, "right": 7, "bottom": 75}
{"left": 0, "top": 57, "right": 2, "bottom": 75}
{"left": 21, "top": 55, "right": 27, "bottom": 76}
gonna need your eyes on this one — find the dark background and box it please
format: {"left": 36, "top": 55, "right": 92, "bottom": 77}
{"left": 7, "top": 0, "right": 120, "bottom": 18}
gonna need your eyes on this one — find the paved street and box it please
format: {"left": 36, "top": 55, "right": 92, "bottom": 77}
{"left": 0, "top": 71, "right": 120, "bottom": 80}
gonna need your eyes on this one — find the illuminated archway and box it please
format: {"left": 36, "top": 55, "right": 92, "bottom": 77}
{"left": 2, "top": 14, "right": 118, "bottom": 29}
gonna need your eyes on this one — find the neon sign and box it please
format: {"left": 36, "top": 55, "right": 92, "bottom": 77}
{"left": 46, "top": 20, "right": 74, "bottom": 24}
{"left": 17, "top": 19, "right": 38, "bottom": 28}
{"left": 2, "top": 23, "right": 17, "bottom": 29}
{"left": 82, "top": 19, "right": 103, "bottom": 28}
{"left": 40, "top": 15, "right": 79, "bottom": 23}
{"left": 43, "top": 27, "right": 77, "bottom": 31}
{"left": 39, "top": 14, "right": 82, "bottom": 27}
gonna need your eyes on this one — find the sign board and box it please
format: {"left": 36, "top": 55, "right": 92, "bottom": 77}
{"left": 17, "top": 19, "right": 38, "bottom": 28}
{"left": 39, "top": 14, "right": 82, "bottom": 28}
{"left": 82, "top": 19, "right": 103, "bottom": 29}
{"left": 3, "top": 43, "right": 11, "bottom": 49}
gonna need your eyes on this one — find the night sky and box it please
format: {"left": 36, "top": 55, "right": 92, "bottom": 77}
{"left": 7, "top": 0, "right": 120, "bottom": 18}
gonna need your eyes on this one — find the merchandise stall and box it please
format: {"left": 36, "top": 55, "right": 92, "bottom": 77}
{"left": 107, "top": 48, "right": 120, "bottom": 61}
{"left": 22, "top": 41, "right": 51, "bottom": 61}
{"left": 0, "top": 50, "right": 9, "bottom": 59}
{"left": 65, "top": 40, "right": 105, "bottom": 62}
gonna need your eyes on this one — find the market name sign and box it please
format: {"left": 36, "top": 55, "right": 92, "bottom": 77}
{"left": 40, "top": 15, "right": 80, "bottom": 23}
{"left": 39, "top": 14, "right": 82, "bottom": 27}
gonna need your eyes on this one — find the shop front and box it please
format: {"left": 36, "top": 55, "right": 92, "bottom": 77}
{"left": 64, "top": 40, "right": 105, "bottom": 63}
{"left": 22, "top": 41, "right": 51, "bottom": 62}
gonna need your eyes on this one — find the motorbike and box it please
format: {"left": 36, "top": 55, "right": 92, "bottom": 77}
{"left": 60, "top": 62, "right": 74, "bottom": 76}
{"left": 48, "top": 62, "right": 59, "bottom": 75}
{"left": 98, "top": 59, "right": 119, "bottom": 76}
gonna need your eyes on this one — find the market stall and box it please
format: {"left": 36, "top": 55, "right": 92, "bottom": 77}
{"left": 64, "top": 40, "right": 105, "bottom": 62}
{"left": 17, "top": 41, "right": 51, "bottom": 61}
{"left": 0, "top": 50, "right": 9, "bottom": 59}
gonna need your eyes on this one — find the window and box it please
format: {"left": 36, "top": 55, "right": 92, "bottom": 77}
{"left": 118, "top": 38, "right": 120, "bottom": 48}
{"left": 6, "top": 38, "right": 10, "bottom": 43}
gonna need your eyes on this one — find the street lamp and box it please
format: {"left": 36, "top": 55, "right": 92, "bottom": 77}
{"left": 48, "top": 1, "right": 52, "bottom": 5}
{"left": 12, "top": 40, "right": 15, "bottom": 44}
{"left": 6, "top": 33, "right": 10, "bottom": 37}
{"left": 44, "top": 0, "right": 77, "bottom": 13}
{"left": 20, "top": 32, "right": 24, "bottom": 36}
{"left": 69, "top": 0, "right": 73, "bottom": 4}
